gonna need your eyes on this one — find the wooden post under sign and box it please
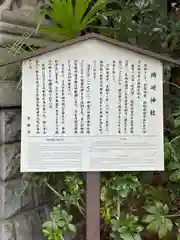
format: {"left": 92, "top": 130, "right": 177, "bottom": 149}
{"left": 86, "top": 172, "right": 100, "bottom": 240}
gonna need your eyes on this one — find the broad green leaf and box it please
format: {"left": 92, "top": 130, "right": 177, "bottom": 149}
{"left": 170, "top": 138, "right": 180, "bottom": 162}
{"left": 168, "top": 162, "right": 180, "bottom": 182}
{"left": 109, "top": 174, "right": 140, "bottom": 198}
{"left": 101, "top": 204, "right": 111, "bottom": 223}
{"left": 68, "top": 223, "right": 76, "bottom": 232}
{"left": 175, "top": 221, "right": 180, "bottom": 235}
{"left": 145, "top": 215, "right": 172, "bottom": 239}
{"left": 57, "top": 221, "right": 66, "bottom": 227}
{"left": 168, "top": 162, "right": 180, "bottom": 170}
{"left": 110, "top": 214, "right": 143, "bottom": 240}
{"left": 42, "top": 221, "right": 57, "bottom": 230}
{"left": 147, "top": 220, "right": 159, "bottom": 232}
{"left": 68, "top": 215, "right": 73, "bottom": 222}
{"left": 111, "top": 219, "right": 121, "bottom": 231}
{"left": 43, "top": 204, "right": 75, "bottom": 240}
{"left": 144, "top": 202, "right": 169, "bottom": 215}
{"left": 144, "top": 201, "right": 172, "bottom": 238}
{"left": 164, "top": 142, "right": 171, "bottom": 161}
{"left": 173, "top": 108, "right": 180, "bottom": 117}
{"left": 144, "top": 205, "right": 158, "bottom": 214}
{"left": 169, "top": 169, "right": 180, "bottom": 182}
{"left": 120, "top": 233, "right": 142, "bottom": 240}
{"left": 142, "top": 214, "right": 156, "bottom": 223}
{"left": 134, "top": 234, "right": 142, "bottom": 240}
{"left": 166, "top": 218, "right": 173, "bottom": 232}
{"left": 174, "top": 116, "right": 180, "bottom": 128}
{"left": 143, "top": 185, "right": 169, "bottom": 204}
{"left": 158, "top": 218, "right": 173, "bottom": 239}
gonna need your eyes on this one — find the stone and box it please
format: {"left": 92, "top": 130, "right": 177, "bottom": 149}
{"left": 0, "top": 9, "right": 52, "bottom": 46}
{"left": 14, "top": 210, "right": 46, "bottom": 240}
{"left": 0, "top": 220, "right": 14, "bottom": 240}
{"left": 0, "top": 209, "right": 48, "bottom": 240}
{"left": 0, "top": 48, "right": 20, "bottom": 81}
{"left": 0, "top": 109, "right": 21, "bottom": 144}
{"left": 0, "top": 0, "right": 46, "bottom": 12}
{"left": 0, "top": 142, "right": 21, "bottom": 180}
{"left": 0, "top": 178, "right": 33, "bottom": 219}
{"left": 0, "top": 81, "right": 21, "bottom": 107}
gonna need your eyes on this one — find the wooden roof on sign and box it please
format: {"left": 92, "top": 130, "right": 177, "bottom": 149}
{"left": 0, "top": 33, "right": 180, "bottom": 67}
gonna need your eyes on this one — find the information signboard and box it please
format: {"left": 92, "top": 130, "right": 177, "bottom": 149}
{"left": 21, "top": 37, "right": 164, "bottom": 172}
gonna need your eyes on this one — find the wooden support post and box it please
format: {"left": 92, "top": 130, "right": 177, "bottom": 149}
{"left": 86, "top": 172, "right": 100, "bottom": 240}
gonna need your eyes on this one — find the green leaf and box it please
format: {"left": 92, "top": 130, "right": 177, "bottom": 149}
{"left": 164, "top": 142, "right": 171, "bottom": 161}
{"left": 110, "top": 214, "right": 143, "bottom": 240}
{"left": 120, "top": 233, "right": 142, "bottom": 240}
{"left": 144, "top": 212, "right": 172, "bottom": 238}
{"left": 42, "top": 221, "right": 58, "bottom": 230}
{"left": 143, "top": 214, "right": 156, "bottom": 223}
{"left": 143, "top": 201, "right": 172, "bottom": 238}
{"left": 109, "top": 174, "right": 140, "bottom": 198}
{"left": 145, "top": 202, "right": 169, "bottom": 215}
{"left": 39, "top": 0, "right": 111, "bottom": 42}
{"left": 111, "top": 219, "right": 120, "bottom": 231}
{"left": 147, "top": 220, "right": 159, "bottom": 232}
{"left": 170, "top": 137, "right": 180, "bottom": 162}
{"left": 42, "top": 203, "right": 75, "bottom": 240}
{"left": 173, "top": 108, "right": 180, "bottom": 117}
{"left": 57, "top": 221, "right": 66, "bottom": 227}
{"left": 168, "top": 161, "right": 180, "bottom": 182}
{"left": 168, "top": 162, "right": 180, "bottom": 171}
{"left": 166, "top": 218, "right": 173, "bottom": 232}
{"left": 158, "top": 218, "right": 173, "bottom": 239}
{"left": 144, "top": 205, "right": 158, "bottom": 214}
{"left": 68, "top": 223, "right": 76, "bottom": 232}
{"left": 174, "top": 116, "right": 180, "bottom": 128}
{"left": 169, "top": 169, "right": 180, "bottom": 182}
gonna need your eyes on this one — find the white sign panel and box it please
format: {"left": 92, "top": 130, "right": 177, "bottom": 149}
{"left": 21, "top": 39, "right": 164, "bottom": 172}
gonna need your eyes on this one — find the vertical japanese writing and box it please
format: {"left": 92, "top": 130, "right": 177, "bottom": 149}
{"left": 93, "top": 60, "right": 96, "bottom": 80}
{"left": 36, "top": 60, "right": 40, "bottom": 134}
{"left": 118, "top": 60, "right": 122, "bottom": 134}
{"left": 68, "top": 60, "right": 72, "bottom": 95}
{"left": 150, "top": 71, "right": 157, "bottom": 116}
{"left": 150, "top": 85, "right": 156, "bottom": 91}
{"left": 143, "top": 63, "right": 148, "bottom": 133}
{"left": 55, "top": 60, "right": 59, "bottom": 134}
{"left": 41, "top": 63, "right": 47, "bottom": 134}
{"left": 80, "top": 60, "right": 85, "bottom": 134}
{"left": 27, "top": 116, "right": 31, "bottom": 134}
{"left": 124, "top": 60, "right": 128, "bottom": 134}
{"left": 61, "top": 63, "right": 65, "bottom": 134}
{"left": 87, "top": 64, "right": 91, "bottom": 134}
{"left": 99, "top": 60, "right": 104, "bottom": 134}
{"left": 130, "top": 64, "right": 135, "bottom": 134}
{"left": 74, "top": 60, "right": 78, "bottom": 134}
{"left": 131, "top": 64, "right": 135, "bottom": 95}
{"left": 28, "top": 59, "right": 32, "bottom": 69}
{"left": 105, "top": 63, "right": 110, "bottom": 132}
{"left": 112, "top": 60, "right": 116, "bottom": 82}
{"left": 137, "top": 60, "right": 141, "bottom": 99}
{"left": 48, "top": 60, "right": 53, "bottom": 109}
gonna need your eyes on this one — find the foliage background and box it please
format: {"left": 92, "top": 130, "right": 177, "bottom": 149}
{"left": 10, "top": 0, "right": 180, "bottom": 239}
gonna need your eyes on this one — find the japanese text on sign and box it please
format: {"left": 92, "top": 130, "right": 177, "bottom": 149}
{"left": 21, "top": 41, "right": 164, "bottom": 172}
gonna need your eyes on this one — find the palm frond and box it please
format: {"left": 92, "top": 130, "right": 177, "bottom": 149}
{"left": 74, "top": 0, "right": 91, "bottom": 28}
{"left": 39, "top": 0, "right": 115, "bottom": 41}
